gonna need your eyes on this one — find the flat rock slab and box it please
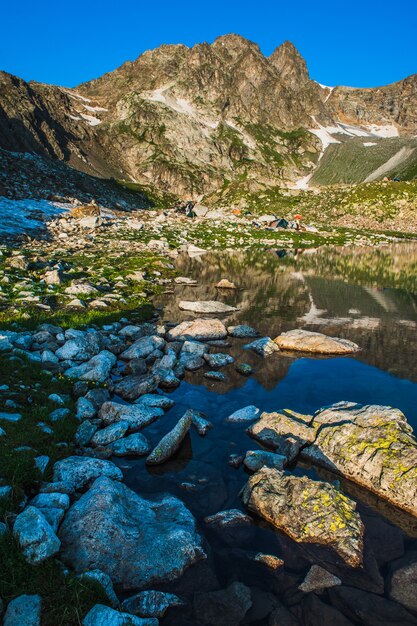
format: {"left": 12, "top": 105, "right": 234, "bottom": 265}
{"left": 179, "top": 301, "right": 238, "bottom": 314}
{"left": 302, "top": 402, "right": 417, "bottom": 518}
{"left": 167, "top": 319, "right": 227, "bottom": 341}
{"left": 241, "top": 468, "right": 364, "bottom": 567}
{"left": 59, "top": 476, "right": 205, "bottom": 590}
{"left": 274, "top": 329, "right": 360, "bottom": 354}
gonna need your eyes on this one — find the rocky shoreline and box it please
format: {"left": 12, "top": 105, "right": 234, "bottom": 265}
{"left": 1, "top": 302, "right": 417, "bottom": 624}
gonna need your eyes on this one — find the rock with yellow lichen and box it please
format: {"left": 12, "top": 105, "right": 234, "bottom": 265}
{"left": 303, "top": 402, "right": 417, "bottom": 517}
{"left": 241, "top": 468, "right": 364, "bottom": 567}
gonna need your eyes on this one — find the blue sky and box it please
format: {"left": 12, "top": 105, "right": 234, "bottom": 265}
{"left": 1, "top": 0, "right": 416, "bottom": 88}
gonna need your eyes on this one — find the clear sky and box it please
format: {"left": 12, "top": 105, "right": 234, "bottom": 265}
{"left": 1, "top": 0, "right": 416, "bottom": 88}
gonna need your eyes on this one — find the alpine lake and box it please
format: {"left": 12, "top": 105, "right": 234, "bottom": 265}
{"left": 108, "top": 240, "right": 417, "bottom": 625}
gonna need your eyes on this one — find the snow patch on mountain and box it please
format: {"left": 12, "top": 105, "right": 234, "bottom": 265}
{"left": 366, "top": 124, "right": 399, "bottom": 138}
{"left": 0, "top": 197, "right": 70, "bottom": 237}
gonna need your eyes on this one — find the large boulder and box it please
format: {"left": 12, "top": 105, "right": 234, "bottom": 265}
{"left": 167, "top": 319, "right": 227, "bottom": 341}
{"left": 241, "top": 468, "right": 364, "bottom": 567}
{"left": 274, "top": 329, "right": 360, "bottom": 354}
{"left": 303, "top": 402, "right": 417, "bottom": 518}
{"left": 59, "top": 476, "right": 205, "bottom": 590}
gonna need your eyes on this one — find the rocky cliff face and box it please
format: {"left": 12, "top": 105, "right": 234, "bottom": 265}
{"left": 0, "top": 34, "right": 416, "bottom": 200}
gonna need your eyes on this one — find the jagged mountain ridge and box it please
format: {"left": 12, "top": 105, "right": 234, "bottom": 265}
{"left": 0, "top": 34, "right": 416, "bottom": 200}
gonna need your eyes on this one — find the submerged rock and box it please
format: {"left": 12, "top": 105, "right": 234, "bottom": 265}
{"left": 146, "top": 411, "right": 192, "bottom": 465}
{"left": 226, "top": 405, "right": 260, "bottom": 423}
{"left": 3, "top": 594, "right": 42, "bottom": 626}
{"left": 83, "top": 604, "right": 157, "bottom": 625}
{"left": 204, "top": 352, "right": 234, "bottom": 368}
{"left": 188, "top": 409, "right": 213, "bottom": 436}
{"left": 193, "top": 581, "right": 252, "bottom": 626}
{"left": 179, "top": 300, "right": 238, "bottom": 314}
{"left": 13, "top": 507, "right": 61, "bottom": 564}
{"left": 227, "top": 325, "right": 259, "bottom": 338}
{"left": 299, "top": 565, "right": 342, "bottom": 592}
{"left": 235, "top": 363, "right": 253, "bottom": 376}
{"left": 59, "top": 476, "right": 205, "bottom": 590}
{"left": 243, "top": 450, "right": 287, "bottom": 472}
{"left": 274, "top": 329, "right": 360, "bottom": 354}
{"left": 167, "top": 318, "right": 227, "bottom": 341}
{"left": 241, "top": 468, "right": 364, "bottom": 567}
{"left": 243, "top": 337, "right": 279, "bottom": 357}
{"left": 204, "top": 371, "right": 226, "bottom": 381}
{"left": 137, "top": 394, "right": 174, "bottom": 410}
{"left": 121, "top": 590, "right": 185, "bottom": 617}
{"left": 303, "top": 402, "right": 417, "bottom": 518}
{"left": 388, "top": 551, "right": 417, "bottom": 612}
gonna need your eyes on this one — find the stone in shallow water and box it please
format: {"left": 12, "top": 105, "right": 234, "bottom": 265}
{"left": 241, "top": 468, "right": 364, "bottom": 567}
{"left": 83, "top": 604, "right": 157, "bottom": 625}
{"left": 226, "top": 405, "right": 260, "bottom": 423}
{"left": 299, "top": 564, "right": 342, "bottom": 592}
{"left": 3, "top": 594, "right": 42, "bottom": 626}
{"left": 204, "top": 509, "right": 255, "bottom": 545}
{"left": 13, "top": 507, "right": 61, "bottom": 564}
{"left": 188, "top": 409, "right": 213, "bottom": 436}
{"left": 146, "top": 411, "right": 192, "bottom": 465}
{"left": 193, "top": 581, "right": 252, "bottom": 626}
{"left": 303, "top": 402, "right": 417, "bottom": 518}
{"left": 235, "top": 363, "right": 253, "bottom": 376}
{"left": 243, "top": 450, "right": 287, "bottom": 472}
{"left": 204, "top": 371, "right": 226, "bottom": 382}
{"left": 328, "top": 586, "right": 417, "bottom": 626}
{"left": 121, "top": 590, "right": 185, "bottom": 617}
{"left": 227, "top": 325, "right": 259, "bottom": 338}
{"left": 59, "top": 476, "right": 205, "bottom": 590}
{"left": 243, "top": 337, "right": 279, "bottom": 357}
{"left": 203, "top": 352, "right": 234, "bottom": 368}
{"left": 179, "top": 300, "right": 238, "bottom": 314}
{"left": 108, "top": 432, "right": 150, "bottom": 457}
{"left": 247, "top": 409, "right": 316, "bottom": 458}
{"left": 53, "top": 456, "right": 123, "bottom": 491}
{"left": 274, "top": 329, "right": 360, "bottom": 354}
{"left": 167, "top": 318, "right": 227, "bottom": 341}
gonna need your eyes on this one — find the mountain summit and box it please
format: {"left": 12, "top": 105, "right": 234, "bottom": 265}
{"left": 1, "top": 35, "right": 416, "bottom": 200}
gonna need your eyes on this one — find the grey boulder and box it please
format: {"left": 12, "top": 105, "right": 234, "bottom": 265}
{"left": 13, "top": 507, "right": 60, "bottom": 564}
{"left": 60, "top": 476, "right": 205, "bottom": 590}
{"left": 3, "top": 594, "right": 42, "bottom": 626}
{"left": 53, "top": 456, "right": 123, "bottom": 491}
{"left": 65, "top": 351, "right": 116, "bottom": 382}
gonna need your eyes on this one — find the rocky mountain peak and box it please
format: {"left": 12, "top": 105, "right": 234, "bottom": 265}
{"left": 269, "top": 40, "right": 310, "bottom": 86}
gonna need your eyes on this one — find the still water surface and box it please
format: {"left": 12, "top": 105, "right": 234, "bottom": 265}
{"left": 122, "top": 243, "right": 417, "bottom": 625}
